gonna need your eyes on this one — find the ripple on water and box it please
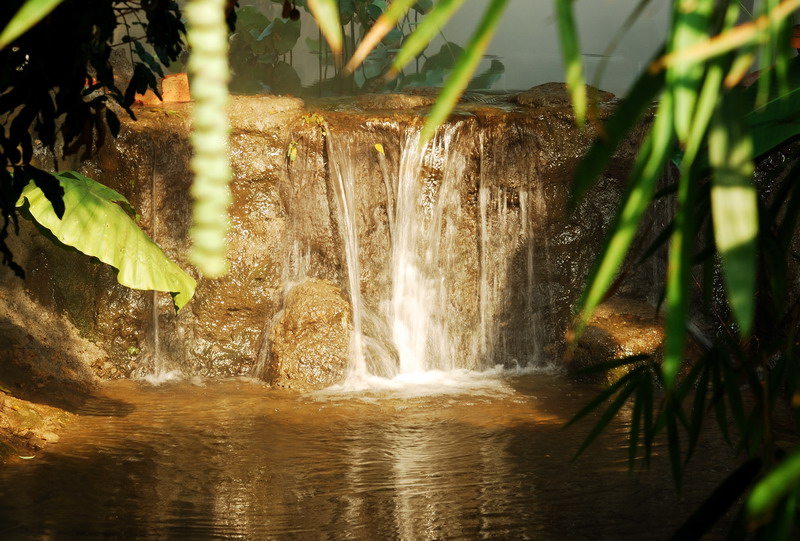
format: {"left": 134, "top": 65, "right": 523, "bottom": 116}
{"left": 0, "top": 371, "right": 738, "bottom": 540}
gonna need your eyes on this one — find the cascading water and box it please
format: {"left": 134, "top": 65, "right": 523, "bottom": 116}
{"left": 325, "top": 119, "right": 550, "bottom": 383}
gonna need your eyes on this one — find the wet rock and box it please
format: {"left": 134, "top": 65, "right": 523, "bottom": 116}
{"left": 355, "top": 93, "right": 435, "bottom": 110}
{"left": 265, "top": 279, "right": 351, "bottom": 391}
{"left": 514, "top": 82, "right": 615, "bottom": 109}
{"left": 568, "top": 297, "right": 665, "bottom": 384}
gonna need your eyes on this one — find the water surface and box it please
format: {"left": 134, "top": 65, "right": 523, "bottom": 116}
{"left": 0, "top": 373, "right": 736, "bottom": 539}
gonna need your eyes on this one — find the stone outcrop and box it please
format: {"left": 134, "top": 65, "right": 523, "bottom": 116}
{"left": 568, "top": 297, "right": 665, "bottom": 385}
{"left": 1, "top": 87, "right": 657, "bottom": 380}
{"left": 264, "top": 279, "right": 351, "bottom": 390}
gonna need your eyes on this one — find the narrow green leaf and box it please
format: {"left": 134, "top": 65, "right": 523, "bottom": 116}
{"left": 667, "top": 0, "right": 715, "bottom": 143}
{"left": 344, "top": 0, "right": 417, "bottom": 74}
{"left": 746, "top": 449, "right": 800, "bottom": 526}
{"left": 0, "top": 0, "right": 65, "bottom": 50}
{"left": 390, "top": 0, "right": 466, "bottom": 76}
{"left": 709, "top": 101, "right": 757, "bottom": 335}
{"left": 418, "top": 0, "right": 509, "bottom": 145}
{"left": 307, "top": 0, "right": 343, "bottom": 56}
{"left": 555, "top": 0, "right": 586, "bottom": 127}
{"left": 662, "top": 160, "right": 702, "bottom": 390}
{"left": 572, "top": 95, "right": 674, "bottom": 341}
{"left": 569, "top": 51, "right": 666, "bottom": 212}
{"left": 16, "top": 171, "right": 196, "bottom": 311}
{"left": 669, "top": 457, "right": 762, "bottom": 541}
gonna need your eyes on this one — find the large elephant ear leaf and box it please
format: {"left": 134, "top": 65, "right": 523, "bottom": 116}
{"left": 16, "top": 171, "right": 196, "bottom": 312}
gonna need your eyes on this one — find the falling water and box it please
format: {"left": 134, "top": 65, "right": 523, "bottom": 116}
{"left": 327, "top": 132, "right": 369, "bottom": 378}
{"left": 323, "top": 117, "right": 551, "bottom": 382}
{"left": 149, "top": 140, "right": 164, "bottom": 379}
{"left": 389, "top": 125, "right": 466, "bottom": 373}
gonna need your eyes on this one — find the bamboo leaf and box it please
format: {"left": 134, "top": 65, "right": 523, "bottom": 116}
{"left": 0, "top": 0, "right": 65, "bottom": 50}
{"left": 307, "top": 0, "right": 343, "bottom": 57}
{"left": 572, "top": 95, "right": 674, "bottom": 341}
{"left": 16, "top": 171, "right": 195, "bottom": 311}
{"left": 662, "top": 160, "right": 703, "bottom": 390}
{"left": 344, "top": 0, "right": 417, "bottom": 74}
{"left": 569, "top": 51, "right": 666, "bottom": 212}
{"left": 555, "top": 0, "right": 586, "bottom": 127}
{"left": 667, "top": 0, "right": 714, "bottom": 143}
{"left": 389, "top": 0, "right": 466, "bottom": 77}
{"left": 709, "top": 99, "right": 757, "bottom": 335}
{"left": 746, "top": 449, "right": 800, "bottom": 527}
{"left": 418, "top": 0, "right": 509, "bottom": 145}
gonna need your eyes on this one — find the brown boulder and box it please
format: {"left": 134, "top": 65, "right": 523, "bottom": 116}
{"left": 265, "top": 279, "right": 351, "bottom": 391}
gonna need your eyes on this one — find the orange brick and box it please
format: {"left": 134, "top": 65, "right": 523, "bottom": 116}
{"left": 134, "top": 73, "right": 190, "bottom": 105}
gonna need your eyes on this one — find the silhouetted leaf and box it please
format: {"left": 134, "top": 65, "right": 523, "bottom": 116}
{"left": 345, "top": 0, "right": 417, "bottom": 74}
{"left": 105, "top": 109, "right": 121, "bottom": 139}
{"left": 669, "top": 457, "right": 762, "bottom": 541}
{"left": 390, "top": 0, "right": 466, "bottom": 76}
{"left": 21, "top": 166, "right": 64, "bottom": 219}
{"left": 16, "top": 171, "right": 195, "bottom": 311}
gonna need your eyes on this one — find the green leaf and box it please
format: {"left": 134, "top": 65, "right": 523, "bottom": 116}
{"left": 555, "top": 0, "right": 586, "bottom": 127}
{"left": 307, "top": 0, "right": 343, "bottom": 56}
{"left": 709, "top": 100, "right": 757, "bottom": 336}
{"left": 568, "top": 48, "right": 666, "bottom": 212}
{"left": 572, "top": 94, "right": 674, "bottom": 341}
{"left": 390, "top": 0, "right": 466, "bottom": 76}
{"left": 419, "top": 0, "right": 509, "bottom": 145}
{"left": 0, "top": 0, "right": 65, "bottom": 50}
{"left": 16, "top": 171, "right": 196, "bottom": 311}
{"left": 667, "top": 0, "right": 714, "bottom": 143}
{"left": 746, "top": 449, "right": 800, "bottom": 526}
{"left": 662, "top": 160, "right": 700, "bottom": 390}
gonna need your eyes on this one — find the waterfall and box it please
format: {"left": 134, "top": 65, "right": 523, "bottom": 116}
{"left": 324, "top": 118, "right": 547, "bottom": 381}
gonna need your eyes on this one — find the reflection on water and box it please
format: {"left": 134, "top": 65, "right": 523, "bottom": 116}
{"left": 0, "top": 373, "right": 735, "bottom": 539}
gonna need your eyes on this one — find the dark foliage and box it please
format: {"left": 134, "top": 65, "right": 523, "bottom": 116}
{"left": 0, "top": 0, "right": 186, "bottom": 277}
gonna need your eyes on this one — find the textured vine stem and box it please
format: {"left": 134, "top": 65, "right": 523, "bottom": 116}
{"left": 186, "top": 0, "right": 232, "bottom": 278}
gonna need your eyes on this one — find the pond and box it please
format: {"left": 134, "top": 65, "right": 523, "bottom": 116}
{"left": 0, "top": 371, "right": 736, "bottom": 539}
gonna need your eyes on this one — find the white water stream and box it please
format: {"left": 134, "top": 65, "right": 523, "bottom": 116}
{"left": 327, "top": 123, "right": 548, "bottom": 386}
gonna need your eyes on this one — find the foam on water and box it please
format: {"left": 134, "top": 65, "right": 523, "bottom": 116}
{"left": 315, "top": 364, "right": 561, "bottom": 400}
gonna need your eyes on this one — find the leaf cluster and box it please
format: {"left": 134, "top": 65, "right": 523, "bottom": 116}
{"left": 561, "top": 0, "right": 800, "bottom": 537}
{"left": 0, "top": 0, "right": 185, "bottom": 276}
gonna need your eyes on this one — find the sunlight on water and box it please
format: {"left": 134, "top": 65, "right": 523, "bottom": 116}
{"left": 320, "top": 364, "right": 561, "bottom": 399}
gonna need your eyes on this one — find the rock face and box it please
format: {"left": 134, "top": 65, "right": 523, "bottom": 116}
{"left": 0, "top": 87, "right": 660, "bottom": 381}
{"left": 569, "top": 297, "right": 666, "bottom": 384}
{"left": 264, "top": 279, "right": 351, "bottom": 390}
